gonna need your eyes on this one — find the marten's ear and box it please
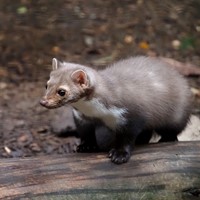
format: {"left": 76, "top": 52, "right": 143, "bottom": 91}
{"left": 52, "top": 58, "right": 59, "bottom": 70}
{"left": 71, "top": 70, "right": 89, "bottom": 87}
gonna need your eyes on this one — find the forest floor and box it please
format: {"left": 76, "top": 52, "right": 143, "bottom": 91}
{"left": 0, "top": 0, "right": 200, "bottom": 158}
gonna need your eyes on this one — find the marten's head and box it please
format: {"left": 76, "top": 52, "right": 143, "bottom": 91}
{"left": 40, "top": 58, "right": 93, "bottom": 109}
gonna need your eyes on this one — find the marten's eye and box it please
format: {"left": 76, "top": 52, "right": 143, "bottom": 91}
{"left": 45, "top": 84, "right": 47, "bottom": 89}
{"left": 57, "top": 89, "right": 66, "bottom": 97}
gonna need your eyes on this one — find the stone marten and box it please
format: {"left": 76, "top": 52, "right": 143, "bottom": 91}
{"left": 40, "top": 56, "right": 191, "bottom": 164}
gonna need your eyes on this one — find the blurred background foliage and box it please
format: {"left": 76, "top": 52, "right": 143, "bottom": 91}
{"left": 0, "top": 0, "right": 200, "bottom": 82}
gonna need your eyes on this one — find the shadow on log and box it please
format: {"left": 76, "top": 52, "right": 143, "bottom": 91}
{"left": 0, "top": 141, "right": 200, "bottom": 200}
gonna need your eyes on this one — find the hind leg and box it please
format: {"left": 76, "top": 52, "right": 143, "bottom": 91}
{"left": 135, "top": 129, "right": 153, "bottom": 145}
{"left": 156, "top": 127, "right": 181, "bottom": 143}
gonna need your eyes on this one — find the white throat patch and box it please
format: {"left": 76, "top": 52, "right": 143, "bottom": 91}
{"left": 72, "top": 98, "right": 127, "bottom": 130}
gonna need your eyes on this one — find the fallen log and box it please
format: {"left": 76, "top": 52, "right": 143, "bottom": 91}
{"left": 0, "top": 141, "right": 200, "bottom": 200}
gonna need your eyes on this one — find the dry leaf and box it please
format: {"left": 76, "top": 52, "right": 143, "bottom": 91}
{"left": 139, "top": 41, "right": 149, "bottom": 50}
{"left": 191, "top": 88, "right": 200, "bottom": 98}
{"left": 0, "top": 68, "right": 8, "bottom": 77}
{"left": 124, "top": 35, "right": 134, "bottom": 44}
{"left": 52, "top": 46, "right": 61, "bottom": 54}
{"left": 4, "top": 146, "right": 11, "bottom": 155}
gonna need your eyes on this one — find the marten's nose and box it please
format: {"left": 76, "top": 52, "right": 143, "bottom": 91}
{"left": 40, "top": 99, "right": 48, "bottom": 106}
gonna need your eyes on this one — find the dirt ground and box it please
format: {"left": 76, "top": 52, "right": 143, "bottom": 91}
{"left": 0, "top": 0, "right": 200, "bottom": 158}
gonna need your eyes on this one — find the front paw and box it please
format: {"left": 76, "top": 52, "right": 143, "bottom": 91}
{"left": 76, "top": 143, "right": 99, "bottom": 153}
{"left": 108, "top": 148, "right": 131, "bottom": 164}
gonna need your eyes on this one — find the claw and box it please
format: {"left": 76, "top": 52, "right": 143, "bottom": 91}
{"left": 108, "top": 148, "right": 115, "bottom": 158}
{"left": 108, "top": 148, "right": 131, "bottom": 164}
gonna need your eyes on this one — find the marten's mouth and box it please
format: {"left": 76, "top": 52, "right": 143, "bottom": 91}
{"left": 39, "top": 99, "right": 63, "bottom": 109}
{"left": 43, "top": 104, "right": 61, "bottom": 109}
